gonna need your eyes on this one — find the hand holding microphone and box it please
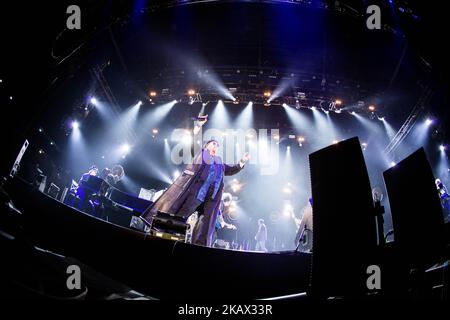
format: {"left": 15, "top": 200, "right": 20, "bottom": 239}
{"left": 197, "top": 115, "right": 208, "bottom": 127}
{"left": 193, "top": 115, "right": 208, "bottom": 135}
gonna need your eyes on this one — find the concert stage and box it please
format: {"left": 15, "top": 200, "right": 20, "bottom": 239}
{"left": 0, "top": 177, "right": 311, "bottom": 300}
{"left": 1, "top": 0, "right": 450, "bottom": 304}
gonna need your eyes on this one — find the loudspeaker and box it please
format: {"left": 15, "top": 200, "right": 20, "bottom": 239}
{"left": 383, "top": 148, "right": 445, "bottom": 266}
{"left": 309, "top": 137, "right": 377, "bottom": 298}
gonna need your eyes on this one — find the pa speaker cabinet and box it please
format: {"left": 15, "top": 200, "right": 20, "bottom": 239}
{"left": 383, "top": 148, "right": 445, "bottom": 266}
{"left": 309, "top": 137, "right": 377, "bottom": 298}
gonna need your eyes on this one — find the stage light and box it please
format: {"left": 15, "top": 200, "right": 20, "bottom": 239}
{"left": 283, "top": 203, "right": 294, "bottom": 217}
{"left": 264, "top": 91, "right": 272, "bottom": 98}
{"left": 332, "top": 139, "right": 339, "bottom": 144}
{"left": 351, "top": 111, "right": 357, "bottom": 116}
{"left": 335, "top": 99, "right": 342, "bottom": 105}
{"left": 231, "top": 183, "right": 241, "bottom": 193}
{"left": 188, "top": 89, "right": 196, "bottom": 96}
{"left": 273, "top": 134, "right": 280, "bottom": 141}
{"left": 391, "top": 161, "right": 397, "bottom": 167}
{"left": 152, "top": 128, "right": 159, "bottom": 135}
{"left": 38, "top": 149, "right": 44, "bottom": 155}
{"left": 378, "top": 116, "right": 386, "bottom": 122}
{"left": 149, "top": 91, "right": 157, "bottom": 97}
{"left": 90, "top": 97, "right": 97, "bottom": 105}
{"left": 50, "top": 141, "right": 54, "bottom": 146}
{"left": 282, "top": 103, "right": 289, "bottom": 108}
{"left": 298, "top": 136, "right": 305, "bottom": 143}
{"left": 283, "top": 187, "right": 292, "bottom": 194}
{"left": 72, "top": 121, "right": 79, "bottom": 129}
{"left": 120, "top": 143, "right": 131, "bottom": 154}
{"left": 38, "top": 128, "right": 43, "bottom": 133}
{"left": 9, "top": 96, "right": 13, "bottom": 100}
{"left": 182, "top": 134, "right": 193, "bottom": 144}
{"left": 137, "top": 101, "right": 143, "bottom": 107}
{"left": 440, "top": 145, "right": 446, "bottom": 152}
{"left": 362, "top": 142, "right": 368, "bottom": 151}
{"left": 173, "top": 170, "right": 181, "bottom": 180}
{"left": 425, "top": 118, "right": 433, "bottom": 126}
{"left": 164, "top": 138, "right": 168, "bottom": 143}
{"left": 368, "top": 105, "right": 376, "bottom": 112}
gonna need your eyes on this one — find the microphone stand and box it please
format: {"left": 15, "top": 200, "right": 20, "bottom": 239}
{"left": 374, "top": 200, "right": 385, "bottom": 247}
{"left": 294, "top": 225, "right": 308, "bottom": 253}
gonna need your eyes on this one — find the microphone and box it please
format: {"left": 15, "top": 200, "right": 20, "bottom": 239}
{"left": 191, "top": 115, "right": 208, "bottom": 121}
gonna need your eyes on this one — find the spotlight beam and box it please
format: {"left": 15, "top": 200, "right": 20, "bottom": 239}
{"left": 282, "top": 103, "right": 311, "bottom": 132}
{"left": 209, "top": 100, "right": 231, "bottom": 129}
{"left": 235, "top": 102, "right": 254, "bottom": 129}
{"left": 268, "top": 78, "right": 296, "bottom": 103}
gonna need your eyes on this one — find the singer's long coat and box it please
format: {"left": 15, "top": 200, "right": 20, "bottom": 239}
{"left": 141, "top": 134, "right": 243, "bottom": 226}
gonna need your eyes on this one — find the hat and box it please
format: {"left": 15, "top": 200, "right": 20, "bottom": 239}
{"left": 204, "top": 139, "right": 219, "bottom": 148}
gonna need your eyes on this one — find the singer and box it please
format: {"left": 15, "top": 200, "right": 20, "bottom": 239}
{"left": 141, "top": 115, "right": 251, "bottom": 247}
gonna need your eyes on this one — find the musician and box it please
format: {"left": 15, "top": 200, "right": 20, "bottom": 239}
{"left": 255, "top": 219, "right": 268, "bottom": 252}
{"left": 79, "top": 165, "right": 99, "bottom": 181}
{"left": 74, "top": 165, "right": 99, "bottom": 211}
{"left": 141, "top": 115, "right": 250, "bottom": 247}
{"left": 213, "top": 193, "right": 237, "bottom": 248}
{"left": 107, "top": 165, "right": 125, "bottom": 185}
{"left": 436, "top": 178, "right": 450, "bottom": 218}
{"left": 100, "top": 167, "right": 111, "bottom": 180}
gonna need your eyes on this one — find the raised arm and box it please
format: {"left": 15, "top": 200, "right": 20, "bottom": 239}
{"left": 191, "top": 115, "right": 208, "bottom": 158}
{"left": 224, "top": 152, "right": 251, "bottom": 176}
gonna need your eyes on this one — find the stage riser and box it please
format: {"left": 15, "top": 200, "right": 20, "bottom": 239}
{"left": 5, "top": 178, "right": 311, "bottom": 299}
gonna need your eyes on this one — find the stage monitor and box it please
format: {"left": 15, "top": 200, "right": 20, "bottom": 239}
{"left": 383, "top": 148, "right": 445, "bottom": 267}
{"left": 309, "top": 137, "right": 377, "bottom": 298}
